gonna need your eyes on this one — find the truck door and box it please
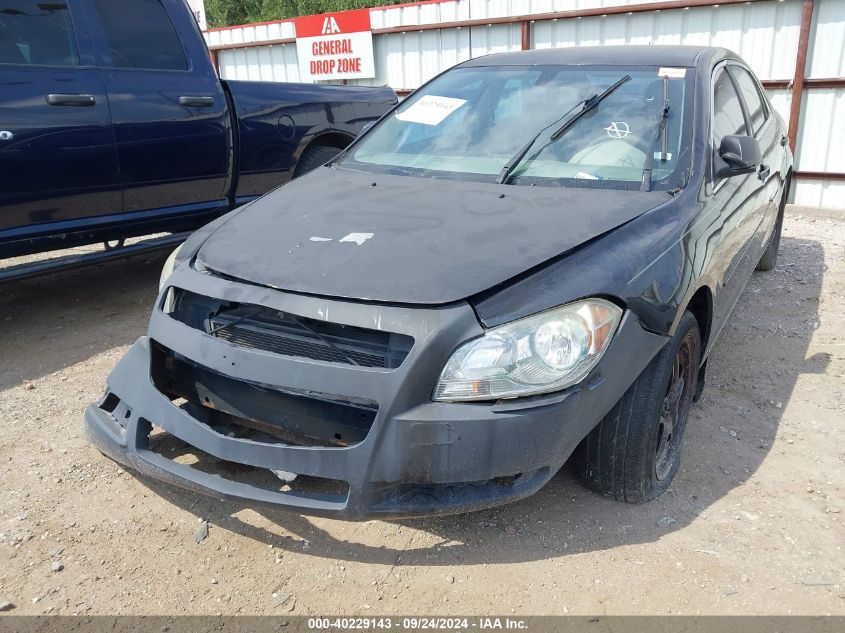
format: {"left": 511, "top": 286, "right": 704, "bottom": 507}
{"left": 84, "top": 0, "right": 231, "bottom": 223}
{"left": 0, "top": 0, "right": 121, "bottom": 241}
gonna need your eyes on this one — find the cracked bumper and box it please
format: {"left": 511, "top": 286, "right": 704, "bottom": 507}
{"left": 84, "top": 268, "right": 667, "bottom": 519}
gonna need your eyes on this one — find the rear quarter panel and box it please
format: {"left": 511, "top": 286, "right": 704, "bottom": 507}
{"left": 226, "top": 81, "right": 397, "bottom": 199}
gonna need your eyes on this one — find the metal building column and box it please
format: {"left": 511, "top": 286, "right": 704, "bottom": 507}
{"left": 787, "top": 0, "right": 816, "bottom": 152}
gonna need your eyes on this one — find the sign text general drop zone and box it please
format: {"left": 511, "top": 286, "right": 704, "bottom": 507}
{"left": 294, "top": 10, "right": 376, "bottom": 81}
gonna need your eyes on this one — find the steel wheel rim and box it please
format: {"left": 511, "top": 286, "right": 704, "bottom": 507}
{"left": 655, "top": 332, "right": 698, "bottom": 481}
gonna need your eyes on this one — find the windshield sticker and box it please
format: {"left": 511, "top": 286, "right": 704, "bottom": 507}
{"left": 653, "top": 151, "right": 674, "bottom": 160}
{"left": 604, "top": 121, "right": 630, "bottom": 139}
{"left": 658, "top": 67, "right": 686, "bottom": 78}
{"left": 395, "top": 95, "right": 467, "bottom": 126}
{"left": 575, "top": 171, "right": 603, "bottom": 180}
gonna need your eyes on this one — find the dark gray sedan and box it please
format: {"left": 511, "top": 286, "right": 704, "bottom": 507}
{"left": 85, "top": 46, "right": 791, "bottom": 518}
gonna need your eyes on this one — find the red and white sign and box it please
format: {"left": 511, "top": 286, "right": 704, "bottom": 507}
{"left": 294, "top": 9, "right": 375, "bottom": 81}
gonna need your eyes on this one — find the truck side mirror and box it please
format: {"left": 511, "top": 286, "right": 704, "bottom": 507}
{"left": 716, "top": 134, "right": 762, "bottom": 179}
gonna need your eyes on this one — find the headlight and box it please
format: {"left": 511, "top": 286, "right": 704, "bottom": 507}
{"left": 433, "top": 298, "right": 623, "bottom": 402}
{"left": 158, "top": 243, "right": 184, "bottom": 291}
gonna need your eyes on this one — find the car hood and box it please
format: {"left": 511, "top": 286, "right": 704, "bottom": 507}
{"left": 196, "top": 167, "right": 667, "bottom": 304}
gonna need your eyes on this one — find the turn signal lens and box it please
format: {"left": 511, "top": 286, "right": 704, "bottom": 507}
{"left": 158, "top": 244, "right": 184, "bottom": 291}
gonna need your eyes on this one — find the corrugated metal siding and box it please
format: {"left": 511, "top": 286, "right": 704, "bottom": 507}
{"left": 205, "top": 19, "right": 295, "bottom": 47}
{"left": 372, "top": 29, "right": 471, "bottom": 87}
{"left": 531, "top": 2, "right": 802, "bottom": 80}
{"left": 797, "top": 0, "right": 845, "bottom": 208}
{"left": 207, "top": 0, "right": 693, "bottom": 37}
{"left": 370, "top": 0, "right": 468, "bottom": 28}
{"left": 792, "top": 88, "right": 845, "bottom": 208}
{"left": 793, "top": 180, "right": 845, "bottom": 210}
{"left": 808, "top": 0, "right": 845, "bottom": 79}
{"left": 218, "top": 43, "right": 300, "bottom": 82}
{"left": 209, "top": 0, "right": 845, "bottom": 209}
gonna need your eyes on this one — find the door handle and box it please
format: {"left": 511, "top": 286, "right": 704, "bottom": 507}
{"left": 178, "top": 96, "right": 215, "bottom": 107}
{"left": 780, "top": 135, "right": 788, "bottom": 147}
{"left": 46, "top": 93, "right": 96, "bottom": 106}
{"left": 757, "top": 164, "right": 771, "bottom": 181}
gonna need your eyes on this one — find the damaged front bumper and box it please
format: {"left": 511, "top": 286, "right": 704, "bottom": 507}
{"left": 84, "top": 266, "right": 667, "bottom": 519}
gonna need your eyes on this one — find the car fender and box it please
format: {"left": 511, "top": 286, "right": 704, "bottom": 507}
{"left": 471, "top": 193, "right": 697, "bottom": 337}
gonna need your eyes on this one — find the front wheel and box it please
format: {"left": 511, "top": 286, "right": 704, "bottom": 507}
{"left": 574, "top": 311, "right": 701, "bottom": 503}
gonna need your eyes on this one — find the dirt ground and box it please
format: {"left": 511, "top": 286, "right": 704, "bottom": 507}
{"left": 0, "top": 212, "right": 842, "bottom": 616}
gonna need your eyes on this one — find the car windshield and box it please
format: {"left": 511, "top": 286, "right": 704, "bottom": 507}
{"left": 341, "top": 64, "right": 693, "bottom": 191}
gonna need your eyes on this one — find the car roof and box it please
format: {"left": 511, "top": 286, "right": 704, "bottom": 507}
{"left": 460, "top": 45, "right": 727, "bottom": 69}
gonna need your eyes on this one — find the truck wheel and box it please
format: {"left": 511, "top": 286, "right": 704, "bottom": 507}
{"left": 756, "top": 174, "right": 790, "bottom": 271}
{"left": 574, "top": 311, "right": 701, "bottom": 503}
{"left": 294, "top": 145, "right": 342, "bottom": 178}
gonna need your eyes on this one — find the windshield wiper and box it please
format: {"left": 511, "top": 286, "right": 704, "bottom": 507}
{"left": 640, "top": 75, "right": 671, "bottom": 192}
{"left": 496, "top": 74, "right": 632, "bottom": 185}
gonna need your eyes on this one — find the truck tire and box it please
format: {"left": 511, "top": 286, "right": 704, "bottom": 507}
{"left": 574, "top": 311, "right": 701, "bottom": 503}
{"left": 756, "top": 174, "right": 790, "bottom": 271}
{"left": 294, "top": 145, "right": 342, "bottom": 178}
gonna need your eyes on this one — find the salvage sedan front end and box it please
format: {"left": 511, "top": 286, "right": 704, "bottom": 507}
{"left": 85, "top": 256, "right": 666, "bottom": 518}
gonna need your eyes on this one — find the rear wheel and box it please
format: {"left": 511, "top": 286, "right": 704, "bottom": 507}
{"left": 575, "top": 311, "right": 701, "bottom": 502}
{"left": 294, "top": 145, "right": 343, "bottom": 178}
{"left": 757, "top": 174, "right": 791, "bottom": 271}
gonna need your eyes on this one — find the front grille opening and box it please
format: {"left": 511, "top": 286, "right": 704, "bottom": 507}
{"left": 101, "top": 392, "right": 120, "bottom": 414}
{"left": 99, "top": 392, "right": 132, "bottom": 428}
{"left": 150, "top": 342, "right": 378, "bottom": 448}
{"left": 142, "top": 421, "right": 349, "bottom": 500}
{"left": 168, "top": 289, "right": 413, "bottom": 369}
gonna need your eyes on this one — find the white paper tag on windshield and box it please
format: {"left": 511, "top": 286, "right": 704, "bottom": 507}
{"left": 575, "top": 171, "right": 601, "bottom": 180}
{"left": 658, "top": 67, "right": 686, "bottom": 78}
{"left": 395, "top": 95, "right": 467, "bottom": 126}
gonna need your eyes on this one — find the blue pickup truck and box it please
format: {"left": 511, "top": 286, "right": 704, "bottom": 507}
{"left": 0, "top": 0, "right": 396, "bottom": 271}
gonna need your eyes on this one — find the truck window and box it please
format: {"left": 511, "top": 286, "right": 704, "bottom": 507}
{"left": 93, "top": 0, "right": 187, "bottom": 71}
{"left": 0, "top": 1, "right": 79, "bottom": 66}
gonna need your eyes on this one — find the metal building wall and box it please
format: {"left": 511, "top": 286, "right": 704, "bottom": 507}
{"left": 206, "top": 0, "right": 845, "bottom": 209}
{"left": 797, "top": 0, "right": 845, "bottom": 209}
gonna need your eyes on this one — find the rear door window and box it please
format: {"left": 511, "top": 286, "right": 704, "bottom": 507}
{"left": 0, "top": 1, "right": 79, "bottom": 66}
{"left": 730, "top": 66, "right": 768, "bottom": 135}
{"left": 93, "top": 0, "right": 187, "bottom": 70}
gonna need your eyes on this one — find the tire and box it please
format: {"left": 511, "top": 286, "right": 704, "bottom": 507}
{"left": 294, "top": 145, "right": 342, "bottom": 178}
{"left": 574, "top": 311, "right": 701, "bottom": 503}
{"left": 756, "top": 173, "right": 791, "bottom": 271}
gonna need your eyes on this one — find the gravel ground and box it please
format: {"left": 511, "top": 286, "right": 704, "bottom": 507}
{"left": 0, "top": 213, "right": 842, "bottom": 616}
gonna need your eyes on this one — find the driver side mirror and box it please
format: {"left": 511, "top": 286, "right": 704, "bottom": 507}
{"left": 716, "top": 134, "right": 762, "bottom": 179}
